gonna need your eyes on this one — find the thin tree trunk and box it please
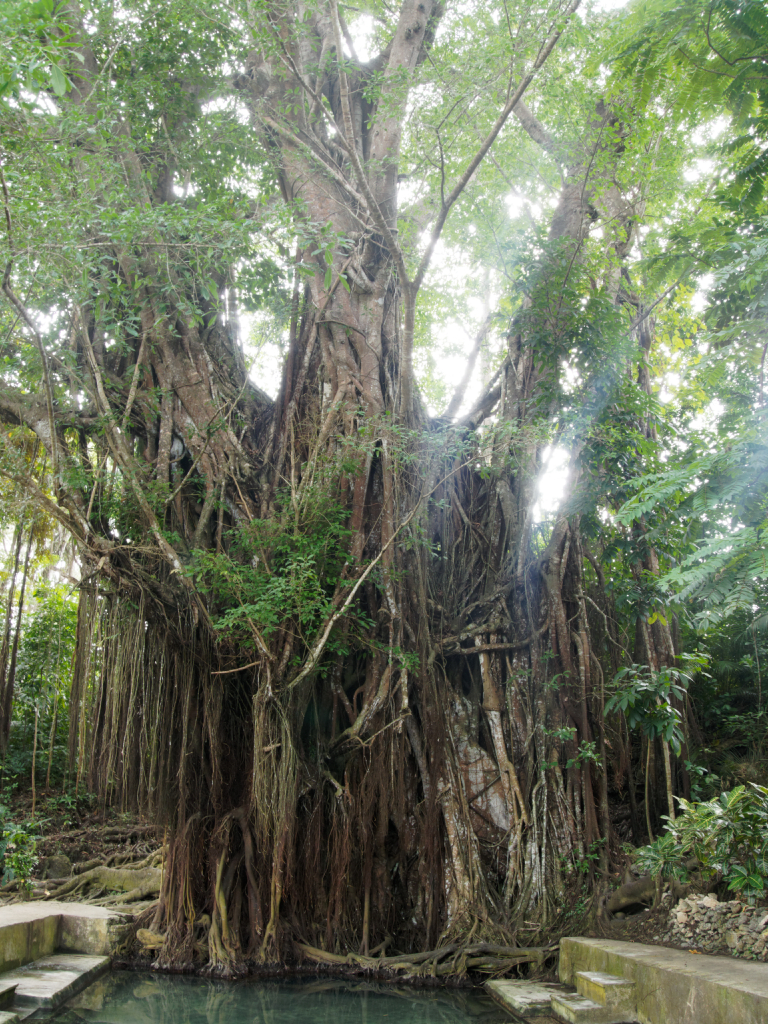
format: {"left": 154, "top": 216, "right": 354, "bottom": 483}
{"left": 623, "top": 718, "right": 642, "bottom": 846}
{"left": 753, "top": 622, "right": 762, "bottom": 712}
{"left": 31, "top": 702, "right": 39, "bottom": 817}
{"left": 662, "top": 737, "right": 675, "bottom": 822}
{"left": 45, "top": 701, "right": 58, "bottom": 792}
{"left": 2, "top": 527, "right": 33, "bottom": 753}
{"left": 644, "top": 737, "right": 654, "bottom": 843}
{"left": 45, "top": 605, "right": 64, "bottom": 791}
{"left": 0, "top": 523, "right": 24, "bottom": 754}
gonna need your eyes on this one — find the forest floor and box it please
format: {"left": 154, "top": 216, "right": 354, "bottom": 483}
{"left": 2, "top": 788, "right": 160, "bottom": 864}
{"left": 0, "top": 786, "right": 161, "bottom": 908}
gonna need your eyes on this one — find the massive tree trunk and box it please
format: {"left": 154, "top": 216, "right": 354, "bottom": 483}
{"left": 0, "top": 0, "right": 679, "bottom": 969}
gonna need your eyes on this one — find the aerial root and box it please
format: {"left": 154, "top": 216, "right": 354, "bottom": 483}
{"left": 136, "top": 927, "right": 165, "bottom": 949}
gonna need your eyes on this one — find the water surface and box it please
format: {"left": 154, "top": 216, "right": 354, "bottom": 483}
{"left": 44, "top": 973, "right": 516, "bottom": 1024}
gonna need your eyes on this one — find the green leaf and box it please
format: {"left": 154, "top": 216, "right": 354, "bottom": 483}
{"left": 49, "top": 64, "right": 68, "bottom": 96}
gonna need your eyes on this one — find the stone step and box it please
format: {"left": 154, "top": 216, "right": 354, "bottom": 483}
{"left": 0, "top": 1008, "right": 32, "bottom": 1023}
{"left": 575, "top": 970, "right": 636, "bottom": 1013}
{"left": 486, "top": 979, "right": 573, "bottom": 1016}
{"left": 550, "top": 990, "right": 633, "bottom": 1024}
{"left": 0, "top": 981, "right": 16, "bottom": 1010}
{"left": 0, "top": 953, "right": 110, "bottom": 1009}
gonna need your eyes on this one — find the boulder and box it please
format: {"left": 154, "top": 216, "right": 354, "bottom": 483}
{"left": 38, "top": 855, "right": 72, "bottom": 880}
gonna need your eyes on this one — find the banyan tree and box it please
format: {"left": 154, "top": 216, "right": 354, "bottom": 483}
{"left": 0, "top": 0, "right": 691, "bottom": 968}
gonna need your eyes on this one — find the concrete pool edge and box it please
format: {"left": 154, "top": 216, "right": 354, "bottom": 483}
{"left": 0, "top": 902, "right": 130, "bottom": 971}
{"left": 559, "top": 936, "right": 768, "bottom": 1024}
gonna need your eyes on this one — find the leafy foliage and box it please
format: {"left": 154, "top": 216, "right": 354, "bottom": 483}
{"left": 606, "top": 664, "right": 690, "bottom": 752}
{"left": 188, "top": 492, "right": 371, "bottom": 661}
{"left": 0, "top": 805, "right": 39, "bottom": 893}
{"left": 0, "top": 0, "right": 81, "bottom": 101}
{"left": 3, "top": 584, "right": 78, "bottom": 788}
{"left": 636, "top": 784, "right": 768, "bottom": 902}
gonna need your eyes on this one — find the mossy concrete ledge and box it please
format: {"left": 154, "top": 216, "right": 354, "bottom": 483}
{"left": 0, "top": 903, "right": 130, "bottom": 971}
{"left": 560, "top": 936, "right": 768, "bottom": 1024}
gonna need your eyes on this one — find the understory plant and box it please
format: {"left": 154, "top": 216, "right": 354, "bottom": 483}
{"left": 606, "top": 663, "right": 689, "bottom": 833}
{"left": 635, "top": 784, "right": 768, "bottom": 903}
{"left": 0, "top": 809, "right": 39, "bottom": 895}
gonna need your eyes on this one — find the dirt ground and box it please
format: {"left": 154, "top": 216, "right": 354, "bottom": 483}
{"left": 0, "top": 787, "right": 160, "bottom": 900}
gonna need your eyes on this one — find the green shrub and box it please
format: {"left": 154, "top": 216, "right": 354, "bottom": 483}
{"left": 635, "top": 784, "right": 768, "bottom": 903}
{"left": 0, "top": 808, "right": 39, "bottom": 895}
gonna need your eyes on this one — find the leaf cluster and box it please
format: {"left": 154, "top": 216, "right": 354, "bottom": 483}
{"left": 606, "top": 662, "right": 690, "bottom": 751}
{"left": 636, "top": 783, "right": 768, "bottom": 902}
{"left": 187, "top": 492, "right": 370, "bottom": 660}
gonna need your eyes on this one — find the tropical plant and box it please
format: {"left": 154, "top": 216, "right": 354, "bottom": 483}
{"left": 635, "top": 784, "right": 768, "bottom": 903}
{"left": 10, "top": 584, "right": 78, "bottom": 797}
{"left": 0, "top": 810, "right": 39, "bottom": 894}
{"left": 607, "top": 664, "right": 689, "bottom": 752}
{"left": 607, "top": 663, "right": 690, "bottom": 836}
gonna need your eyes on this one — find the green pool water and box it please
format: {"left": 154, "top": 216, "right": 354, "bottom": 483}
{"left": 43, "top": 973, "right": 516, "bottom": 1024}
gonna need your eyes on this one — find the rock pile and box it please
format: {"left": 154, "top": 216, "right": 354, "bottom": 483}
{"left": 661, "top": 894, "right": 768, "bottom": 960}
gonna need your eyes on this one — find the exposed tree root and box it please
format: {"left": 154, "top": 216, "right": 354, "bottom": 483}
{"left": 0, "top": 848, "right": 166, "bottom": 906}
{"left": 603, "top": 875, "right": 656, "bottom": 916}
{"left": 42, "top": 863, "right": 162, "bottom": 902}
{"left": 295, "top": 941, "right": 557, "bottom": 978}
{"left": 136, "top": 928, "right": 165, "bottom": 949}
{"left": 601, "top": 858, "right": 703, "bottom": 919}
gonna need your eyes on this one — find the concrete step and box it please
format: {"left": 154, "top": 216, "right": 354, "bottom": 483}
{"left": 0, "top": 1012, "right": 20, "bottom": 1023}
{"left": 0, "top": 953, "right": 110, "bottom": 1010}
{"left": 0, "top": 981, "right": 16, "bottom": 1010}
{"left": 550, "top": 990, "right": 633, "bottom": 1024}
{"left": 486, "top": 979, "right": 573, "bottom": 1016}
{"left": 575, "top": 970, "right": 636, "bottom": 1014}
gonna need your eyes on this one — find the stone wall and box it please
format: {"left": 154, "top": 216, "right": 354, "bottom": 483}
{"left": 661, "top": 893, "right": 768, "bottom": 961}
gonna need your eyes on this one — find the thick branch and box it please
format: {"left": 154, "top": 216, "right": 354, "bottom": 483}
{"left": 513, "top": 99, "right": 559, "bottom": 155}
{"left": 412, "top": 0, "right": 581, "bottom": 293}
{"left": 2, "top": 265, "right": 60, "bottom": 480}
{"left": 329, "top": 0, "right": 410, "bottom": 287}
